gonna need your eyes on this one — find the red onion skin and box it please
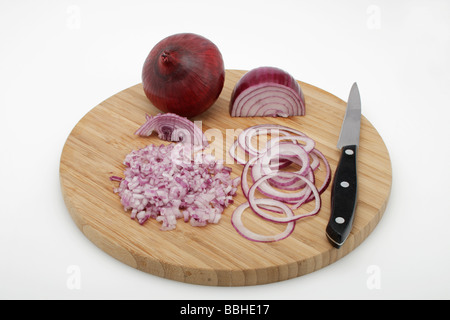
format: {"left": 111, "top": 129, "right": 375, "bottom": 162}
{"left": 142, "top": 33, "right": 225, "bottom": 118}
{"left": 229, "top": 66, "right": 305, "bottom": 116}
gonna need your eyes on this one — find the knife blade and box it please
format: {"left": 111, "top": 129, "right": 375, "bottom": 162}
{"left": 326, "top": 82, "right": 361, "bottom": 248}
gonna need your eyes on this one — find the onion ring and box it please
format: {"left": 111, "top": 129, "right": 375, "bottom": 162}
{"left": 248, "top": 172, "right": 321, "bottom": 223}
{"left": 230, "top": 124, "right": 331, "bottom": 242}
{"left": 231, "top": 199, "right": 296, "bottom": 242}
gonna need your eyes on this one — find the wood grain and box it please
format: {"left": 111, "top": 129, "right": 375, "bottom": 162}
{"left": 59, "top": 70, "right": 392, "bottom": 286}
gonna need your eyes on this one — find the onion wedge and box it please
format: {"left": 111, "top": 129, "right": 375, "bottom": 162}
{"left": 135, "top": 113, "right": 209, "bottom": 150}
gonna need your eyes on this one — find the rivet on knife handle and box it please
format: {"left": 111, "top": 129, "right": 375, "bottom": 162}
{"left": 326, "top": 145, "right": 358, "bottom": 248}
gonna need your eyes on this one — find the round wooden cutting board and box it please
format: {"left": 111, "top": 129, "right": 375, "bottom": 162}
{"left": 60, "top": 70, "right": 392, "bottom": 286}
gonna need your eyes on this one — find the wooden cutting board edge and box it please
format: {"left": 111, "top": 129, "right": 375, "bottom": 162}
{"left": 59, "top": 69, "right": 392, "bottom": 286}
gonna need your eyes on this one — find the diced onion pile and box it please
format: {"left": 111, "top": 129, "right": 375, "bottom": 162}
{"left": 111, "top": 143, "right": 240, "bottom": 231}
{"left": 229, "top": 124, "right": 331, "bottom": 242}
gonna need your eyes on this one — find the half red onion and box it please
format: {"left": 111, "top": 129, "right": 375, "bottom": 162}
{"left": 229, "top": 67, "right": 305, "bottom": 117}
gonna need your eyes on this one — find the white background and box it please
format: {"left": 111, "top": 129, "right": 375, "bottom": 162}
{"left": 1, "top": 0, "right": 449, "bottom": 300}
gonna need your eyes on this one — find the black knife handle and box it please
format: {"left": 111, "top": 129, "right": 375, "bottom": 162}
{"left": 326, "top": 145, "right": 358, "bottom": 248}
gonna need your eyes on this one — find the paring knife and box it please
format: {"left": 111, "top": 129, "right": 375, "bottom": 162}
{"left": 326, "top": 82, "right": 361, "bottom": 249}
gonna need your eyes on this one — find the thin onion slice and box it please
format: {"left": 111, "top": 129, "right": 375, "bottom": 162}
{"left": 231, "top": 199, "right": 295, "bottom": 242}
{"left": 248, "top": 172, "right": 321, "bottom": 223}
{"left": 230, "top": 124, "right": 331, "bottom": 242}
{"left": 251, "top": 143, "right": 312, "bottom": 202}
{"left": 229, "top": 139, "right": 248, "bottom": 165}
{"left": 237, "top": 124, "right": 309, "bottom": 157}
{"left": 306, "top": 148, "right": 331, "bottom": 202}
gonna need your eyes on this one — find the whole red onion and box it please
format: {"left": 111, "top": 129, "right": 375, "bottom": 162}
{"left": 142, "top": 33, "right": 225, "bottom": 118}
